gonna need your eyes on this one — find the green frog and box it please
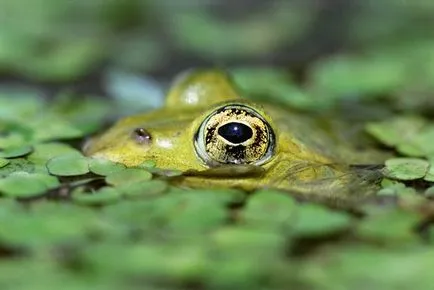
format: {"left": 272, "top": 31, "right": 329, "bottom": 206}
{"left": 84, "top": 69, "right": 384, "bottom": 205}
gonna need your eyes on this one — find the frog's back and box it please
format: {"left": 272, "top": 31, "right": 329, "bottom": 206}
{"left": 261, "top": 102, "right": 387, "bottom": 165}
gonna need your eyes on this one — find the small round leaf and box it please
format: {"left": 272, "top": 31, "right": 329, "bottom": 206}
{"left": 105, "top": 168, "right": 152, "bottom": 186}
{"left": 384, "top": 158, "right": 429, "bottom": 181}
{"left": 424, "top": 162, "right": 434, "bottom": 182}
{"left": 72, "top": 187, "right": 121, "bottom": 205}
{"left": 119, "top": 180, "right": 168, "bottom": 199}
{"left": 88, "top": 158, "right": 126, "bottom": 176}
{"left": 47, "top": 154, "right": 89, "bottom": 176}
{"left": 0, "top": 174, "right": 47, "bottom": 197}
{"left": 0, "top": 145, "right": 33, "bottom": 158}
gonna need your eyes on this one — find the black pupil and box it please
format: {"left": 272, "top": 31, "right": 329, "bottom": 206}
{"left": 217, "top": 122, "right": 253, "bottom": 144}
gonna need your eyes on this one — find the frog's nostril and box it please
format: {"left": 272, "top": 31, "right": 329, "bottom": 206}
{"left": 133, "top": 128, "right": 152, "bottom": 144}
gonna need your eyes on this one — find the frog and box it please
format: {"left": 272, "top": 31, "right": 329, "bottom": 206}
{"left": 84, "top": 69, "right": 384, "bottom": 206}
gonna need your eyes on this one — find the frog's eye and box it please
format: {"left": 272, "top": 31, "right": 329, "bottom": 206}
{"left": 194, "top": 104, "right": 275, "bottom": 166}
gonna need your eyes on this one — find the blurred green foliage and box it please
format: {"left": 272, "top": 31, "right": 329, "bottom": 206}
{"left": 1, "top": 0, "right": 434, "bottom": 289}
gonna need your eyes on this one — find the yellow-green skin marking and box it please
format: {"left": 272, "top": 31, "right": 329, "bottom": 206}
{"left": 84, "top": 69, "right": 383, "bottom": 204}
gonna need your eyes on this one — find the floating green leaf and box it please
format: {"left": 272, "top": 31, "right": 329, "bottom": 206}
{"left": 165, "top": 199, "right": 227, "bottom": 234}
{"left": 0, "top": 173, "right": 48, "bottom": 198}
{"left": 384, "top": 158, "right": 429, "bottom": 180}
{"left": 241, "top": 190, "right": 295, "bottom": 231}
{"left": 30, "top": 173, "right": 60, "bottom": 190}
{"left": 365, "top": 116, "right": 425, "bottom": 148}
{"left": 72, "top": 187, "right": 121, "bottom": 205}
{"left": 0, "top": 131, "right": 29, "bottom": 149}
{"left": 292, "top": 204, "right": 352, "bottom": 236}
{"left": 88, "top": 158, "right": 126, "bottom": 176}
{"left": 46, "top": 153, "right": 89, "bottom": 176}
{"left": 377, "top": 179, "right": 416, "bottom": 197}
{"left": 172, "top": 3, "right": 313, "bottom": 59}
{"left": 211, "top": 226, "right": 285, "bottom": 259}
{"left": 397, "top": 125, "right": 434, "bottom": 157}
{"left": 366, "top": 117, "right": 434, "bottom": 158}
{"left": 102, "top": 199, "right": 158, "bottom": 231}
{"left": 232, "top": 67, "right": 315, "bottom": 109}
{"left": 0, "top": 90, "right": 44, "bottom": 121}
{"left": 105, "top": 168, "right": 152, "bottom": 186}
{"left": 356, "top": 209, "right": 420, "bottom": 243}
{"left": 27, "top": 142, "right": 80, "bottom": 165}
{"left": 171, "top": 188, "right": 246, "bottom": 205}
{"left": 30, "top": 115, "right": 84, "bottom": 142}
{"left": 0, "top": 145, "right": 33, "bottom": 158}
{"left": 309, "top": 54, "right": 407, "bottom": 98}
{"left": 424, "top": 159, "right": 434, "bottom": 182}
{"left": 298, "top": 246, "right": 434, "bottom": 290}
{"left": 152, "top": 191, "right": 228, "bottom": 234}
{"left": 0, "top": 200, "right": 98, "bottom": 249}
{"left": 118, "top": 179, "right": 168, "bottom": 199}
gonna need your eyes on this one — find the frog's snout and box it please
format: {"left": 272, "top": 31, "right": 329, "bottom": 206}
{"left": 82, "top": 125, "right": 156, "bottom": 166}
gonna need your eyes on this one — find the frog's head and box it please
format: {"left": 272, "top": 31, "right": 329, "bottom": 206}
{"left": 84, "top": 69, "right": 278, "bottom": 172}
{"left": 84, "top": 69, "right": 377, "bottom": 204}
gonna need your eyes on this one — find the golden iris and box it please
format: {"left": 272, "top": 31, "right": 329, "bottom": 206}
{"left": 194, "top": 103, "right": 275, "bottom": 166}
